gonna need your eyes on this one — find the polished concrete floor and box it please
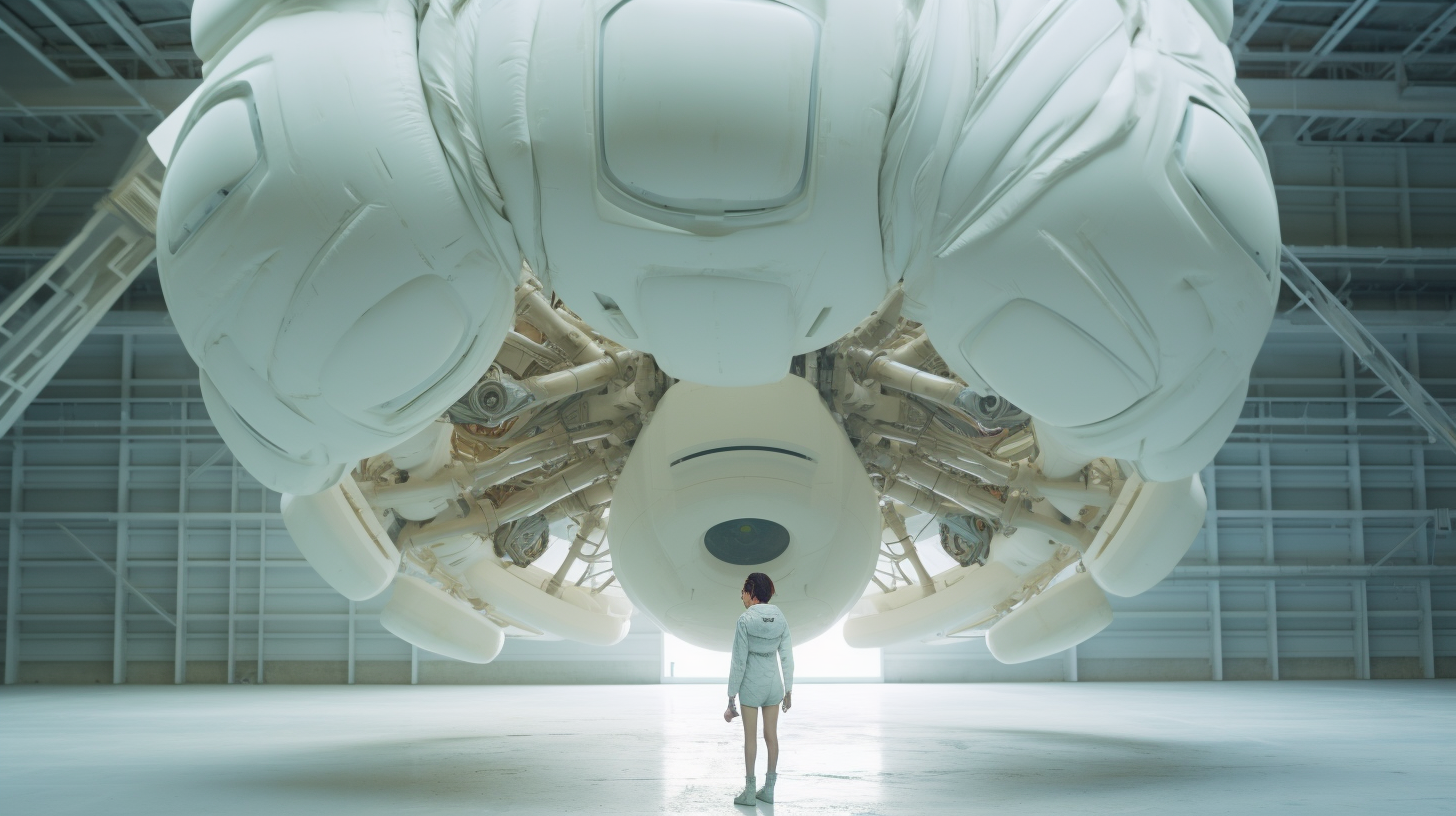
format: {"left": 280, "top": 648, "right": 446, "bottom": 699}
{"left": 2, "top": 682, "right": 1453, "bottom": 815}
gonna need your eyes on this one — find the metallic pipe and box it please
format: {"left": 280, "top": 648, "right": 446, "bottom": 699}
{"left": 881, "top": 504, "right": 934, "bottom": 590}
{"left": 894, "top": 457, "right": 1005, "bottom": 519}
{"left": 853, "top": 417, "right": 1015, "bottom": 486}
{"left": 845, "top": 346, "right": 966, "bottom": 408}
{"left": 492, "top": 452, "right": 622, "bottom": 525}
{"left": 400, "top": 453, "right": 620, "bottom": 548}
{"left": 886, "top": 332, "right": 938, "bottom": 368}
{"left": 882, "top": 479, "right": 962, "bottom": 518}
{"left": 517, "top": 281, "right": 604, "bottom": 364}
{"left": 523, "top": 350, "right": 630, "bottom": 402}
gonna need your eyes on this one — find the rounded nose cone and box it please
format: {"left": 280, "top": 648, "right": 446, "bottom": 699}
{"left": 607, "top": 376, "right": 881, "bottom": 650}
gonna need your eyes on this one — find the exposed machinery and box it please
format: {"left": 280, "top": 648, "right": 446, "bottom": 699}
{"left": 148, "top": 0, "right": 1278, "bottom": 663}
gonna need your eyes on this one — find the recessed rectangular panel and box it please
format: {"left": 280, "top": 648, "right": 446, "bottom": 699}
{"left": 600, "top": 0, "right": 818, "bottom": 212}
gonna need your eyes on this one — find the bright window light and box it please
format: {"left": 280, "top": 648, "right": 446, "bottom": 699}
{"left": 663, "top": 616, "right": 880, "bottom": 680}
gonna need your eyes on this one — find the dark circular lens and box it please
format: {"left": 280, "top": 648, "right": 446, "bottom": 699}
{"left": 703, "top": 518, "right": 790, "bottom": 566}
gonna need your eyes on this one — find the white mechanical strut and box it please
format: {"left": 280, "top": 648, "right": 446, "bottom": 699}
{"left": 0, "top": 150, "right": 162, "bottom": 439}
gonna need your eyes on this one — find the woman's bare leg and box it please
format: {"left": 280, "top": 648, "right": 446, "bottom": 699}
{"left": 762, "top": 702, "right": 780, "bottom": 773}
{"left": 740, "top": 705, "right": 759, "bottom": 776}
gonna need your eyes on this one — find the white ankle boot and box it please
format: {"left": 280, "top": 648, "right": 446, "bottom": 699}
{"left": 756, "top": 772, "right": 777, "bottom": 803}
{"left": 733, "top": 775, "right": 756, "bottom": 806}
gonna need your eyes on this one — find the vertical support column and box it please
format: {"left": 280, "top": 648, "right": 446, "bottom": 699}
{"left": 1064, "top": 645, "right": 1078, "bottom": 682}
{"left": 1260, "top": 441, "right": 1277, "bottom": 680}
{"left": 1406, "top": 333, "right": 1435, "bottom": 679}
{"left": 114, "top": 331, "right": 132, "bottom": 684}
{"left": 411, "top": 644, "right": 419, "bottom": 685}
{"left": 1209, "top": 581, "right": 1223, "bottom": 681}
{"left": 1204, "top": 465, "right": 1220, "bottom": 564}
{"left": 1418, "top": 580, "right": 1435, "bottom": 679}
{"left": 257, "top": 521, "right": 267, "bottom": 684}
{"left": 348, "top": 599, "right": 356, "bottom": 685}
{"left": 1261, "top": 444, "right": 1275, "bottom": 564}
{"left": 3, "top": 444, "right": 21, "bottom": 684}
{"left": 1354, "top": 580, "right": 1370, "bottom": 680}
{"left": 1345, "top": 349, "right": 1366, "bottom": 565}
{"left": 1266, "top": 581, "right": 1279, "bottom": 681}
{"left": 1397, "top": 148, "right": 1413, "bottom": 251}
{"left": 174, "top": 439, "right": 188, "bottom": 685}
{"left": 17, "top": 148, "right": 31, "bottom": 247}
{"left": 113, "top": 441, "right": 130, "bottom": 684}
{"left": 227, "top": 458, "right": 238, "bottom": 684}
{"left": 1333, "top": 146, "right": 1348, "bottom": 246}
{"left": 1204, "top": 464, "right": 1222, "bottom": 680}
{"left": 1343, "top": 347, "right": 1369, "bottom": 681}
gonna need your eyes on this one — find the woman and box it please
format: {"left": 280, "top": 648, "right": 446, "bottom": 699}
{"left": 723, "top": 572, "right": 794, "bottom": 806}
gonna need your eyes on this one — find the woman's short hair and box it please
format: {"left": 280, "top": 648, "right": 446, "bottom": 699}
{"left": 743, "top": 573, "right": 775, "bottom": 604}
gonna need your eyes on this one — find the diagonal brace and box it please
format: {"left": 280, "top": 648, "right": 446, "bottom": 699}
{"left": 55, "top": 523, "right": 176, "bottom": 627}
{"left": 1281, "top": 246, "right": 1456, "bottom": 455}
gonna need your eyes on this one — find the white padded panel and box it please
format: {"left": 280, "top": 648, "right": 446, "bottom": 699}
{"left": 600, "top": 0, "right": 816, "bottom": 210}
{"left": 1186, "top": 0, "right": 1234, "bottom": 41}
{"left": 636, "top": 274, "right": 796, "bottom": 386}
{"left": 319, "top": 274, "right": 471, "bottom": 415}
{"left": 963, "top": 299, "right": 1148, "bottom": 428}
{"left": 158, "top": 97, "right": 258, "bottom": 252}
{"left": 1178, "top": 103, "right": 1280, "bottom": 275}
{"left": 191, "top": 0, "right": 272, "bottom": 62}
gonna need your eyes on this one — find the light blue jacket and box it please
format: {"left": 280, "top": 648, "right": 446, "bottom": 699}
{"left": 727, "top": 603, "right": 795, "bottom": 707}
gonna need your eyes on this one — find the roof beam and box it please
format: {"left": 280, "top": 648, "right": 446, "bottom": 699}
{"left": 1239, "top": 78, "right": 1456, "bottom": 120}
{"left": 1240, "top": 51, "right": 1456, "bottom": 65}
{"left": 24, "top": 0, "right": 161, "bottom": 117}
{"left": 82, "top": 0, "right": 174, "bottom": 78}
{"left": 0, "top": 77, "right": 198, "bottom": 118}
{"left": 0, "top": 13, "right": 73, "bottom": 85}
{"left": 1293, "top": 0, "right": 1382, "bottom": 78}
{"left": 1403, "top": 4, "right": 1456, "bottom": 64}
{"left": 1231, "top": 0, "right": 1281, "bottom": 51}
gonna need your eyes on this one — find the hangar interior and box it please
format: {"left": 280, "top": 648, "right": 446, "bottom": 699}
{"left": 1, "top": 2, "right": 1454, "bottom": 815}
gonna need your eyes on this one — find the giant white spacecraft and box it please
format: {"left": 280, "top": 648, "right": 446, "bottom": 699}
{"left": 148, "top": 0, "right": 1278, "bottom": 663}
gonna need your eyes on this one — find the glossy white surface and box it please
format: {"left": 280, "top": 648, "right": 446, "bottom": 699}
{"left": 3, "top": 682, "right": 1452, "bottom": 815}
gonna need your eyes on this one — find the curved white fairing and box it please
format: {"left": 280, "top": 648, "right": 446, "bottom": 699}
{"left": 985, "top": 572, "right": 1114, "bottom": 665}
{"left": 844, "top": 561, "right": 1022, "bottom": 649}
{"left": 380, "top": 574, "right": 506, "bottom": 664}
{"left": 280, "top": 480, "right": 398, "bottom": 602}
{"left": 1085, "top": 473, "right": 1208, "bottom": 597}
{"left": 608, "top": 377, "right": 881, "bottom": 650}
{"left": 464, "top": 558, "right": 632, "bottom": 647}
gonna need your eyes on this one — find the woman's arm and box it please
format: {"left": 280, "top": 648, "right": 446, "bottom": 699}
{"left": 726, "top": 617, "right": 749, "bottom": 701}
{"left": 779, "top": 626, "right": 795, "bottom": 709}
